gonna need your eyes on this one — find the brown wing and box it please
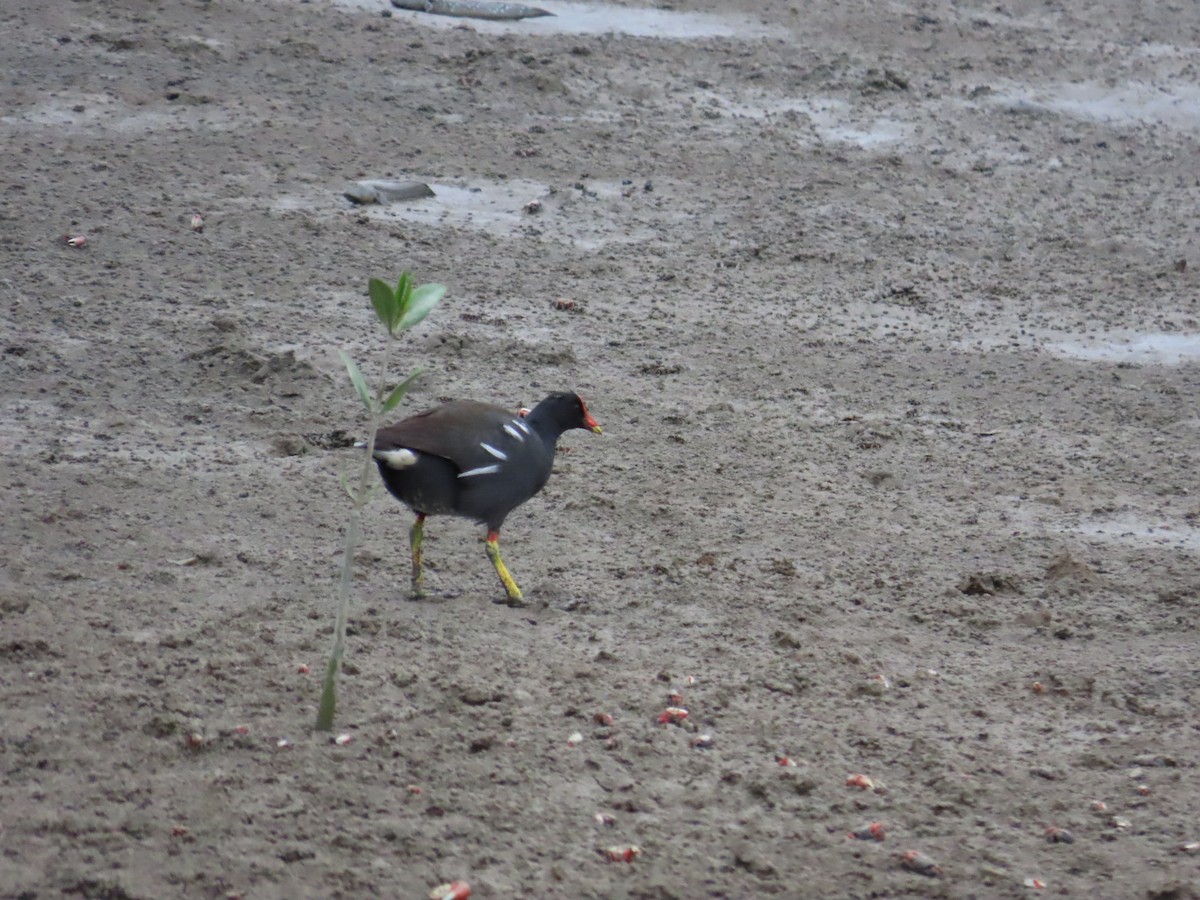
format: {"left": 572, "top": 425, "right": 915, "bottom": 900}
{"left": 374, "top": 400, "right": 517, "bottom": 470}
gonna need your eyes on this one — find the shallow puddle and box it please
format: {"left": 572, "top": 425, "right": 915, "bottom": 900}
{"left": 1046, "top": 332, "right": 1200, "bottom": 365}
{"left": 1076, "top": 515, "right": 1200, "bottom": 551}
{"left": 992, "top": 81, "right": 1200, "bottom": 131}
{"left": 278, "top": 176, "right": 673, "bottom": 249}
{"left": 711, "top": 94, "right": 908, "bottom": 148}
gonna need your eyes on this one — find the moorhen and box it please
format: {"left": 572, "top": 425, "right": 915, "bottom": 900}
{"left": 372, "top": 391, "right": 602, "bottom": 604}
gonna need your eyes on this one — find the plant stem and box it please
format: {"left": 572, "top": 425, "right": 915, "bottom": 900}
{"left": 315, "top": 335, "right": 397, "bottom": 732}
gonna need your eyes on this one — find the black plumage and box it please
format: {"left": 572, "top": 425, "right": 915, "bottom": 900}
{"left": 372, "top": 391, "right": 601, "bottom": 604}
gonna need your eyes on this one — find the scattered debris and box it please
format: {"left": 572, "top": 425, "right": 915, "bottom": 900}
{"left": 1044, "top": 826, "right": 1074, "bottom": 844}
{"left": 959, "top": 572, "right": 1020, "bottom": 595}
{"left": 63, "top": 234, "right": 87, "bottom": 247}
{"left": 276, "top": 738, "right": 290, "bottom": 748}
{"left": 593, "top": 812, "right": 616, "bottom": 827}
{"left": 343, "top": 180, "right": 435, "bottom": 205}
{"left": 691, "top": 734, "right": 714, "bottom": 750}
{"left": 657, "top": 707, "right": 688, "bottom": 724}
{"left": 602, "top": 845, "right": 642, "bottom": 863}
{"left": 566, "top": 731, "right": 584, "bottom": 747}
{"left": 1023, "top": 877, "right": 1046, "bottom": 890}
{"left": 429, "top": 881, "right": 471, "bottom": 900}
{"left": 190, "top": 213, "right": 205, "bottom": 232}
{"left": 900, "top": 850, "right": 942, "bottom": 877}
{"left": 846, "top": 774, "right": 876, "bottom": 790}
{"left": 592, "top": 712, "right": 614, "bottom": 726}
{"left": 522, "top": 198, "right": 542, "bottom": 214}
{"left": 848, "top": 822, "right": 886, "bottom": 841}
{"left": 1112, "top": 815, "right": 1132, "bottom": 829}
{"left": 392, "top": 0, "right": 552, "bottom": 20}
{"left": 296, "top": 664, "right": 310, "bottom": 674}
{"left": 334, "top": 733, "right": 352, "bottom": 746}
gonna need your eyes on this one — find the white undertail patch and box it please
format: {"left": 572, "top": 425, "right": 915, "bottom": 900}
{"left": 374, "top": 448, "right": 419, "bottom": 469}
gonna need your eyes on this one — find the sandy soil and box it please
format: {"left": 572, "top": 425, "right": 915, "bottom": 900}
{"left": 3, "top": 0, "right": 1200, "bottom": 897}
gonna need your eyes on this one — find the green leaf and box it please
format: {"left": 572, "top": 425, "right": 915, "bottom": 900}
{"left": 397, "top": 283, "right": 445, "bottom": 332}
{"left": 382, "top": 367, "right": 424, "bottom": 413}
{"left": 338, "top": 350, "right": 373, "bottom": 411}
{"left": 395, "top": 272, "right": 411, "bottom": 313}
{"left": 368, "top": 278, "right": 399, "bottom": 332}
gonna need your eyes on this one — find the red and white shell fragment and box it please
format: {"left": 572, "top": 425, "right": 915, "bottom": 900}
{"left": 602, "top": 845, "right": 642, "bottom": 863}
{"left": 428, "top": 881, "right": 471, "bottom": 900}
{"left": 900, "top": 849, "right": 943, "bottom": 877}
{"left": 657, "top": 707, "right": 688, "bottom": 724}
{"left": 845, "top": 773, "right": 876, "bottom": 790}
{"left": 848, "top": 822, "right": 886, "bottom": 841}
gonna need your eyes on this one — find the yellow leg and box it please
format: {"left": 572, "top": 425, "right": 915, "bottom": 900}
{"left": 485, "top": 529, "right": 523, "bottom": 605}
{"left": 410, "top": 514, "right": 426, "bottom": 599}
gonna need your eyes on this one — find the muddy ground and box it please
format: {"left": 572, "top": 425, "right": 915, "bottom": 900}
{"left": 3, "top": 0, "right": 1200, "bottom": 897}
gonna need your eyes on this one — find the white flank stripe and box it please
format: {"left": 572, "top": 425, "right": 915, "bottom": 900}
{"left": 458, "top": 464, "right": 501, "bottom": 478}
{"left": 514, "top": 419, "right": 531, "bottom": 435}
{"left": 374, "top": 448, "right": 418, "bottom": 469}
{"left": 480, "top": 442, "right": 508, "bottom": 460}
{"left": 503, "top": 424, "right": 525, "bottom": 442}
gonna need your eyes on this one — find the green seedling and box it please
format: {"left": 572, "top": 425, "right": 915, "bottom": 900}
{"left": 315, "top": 273, "right": 444, "bottom": 732}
